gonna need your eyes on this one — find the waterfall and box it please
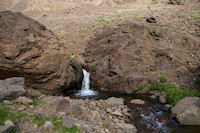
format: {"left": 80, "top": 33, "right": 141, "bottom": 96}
{"left": 75, "top": 69, "right": 98, "bottom": 98}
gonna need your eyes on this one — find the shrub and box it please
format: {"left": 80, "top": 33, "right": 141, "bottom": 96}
{"left": 90, "top": 63, "right": 96, "bottom": 69}
{"left": 150, "top": 82, "right": 200, "bottom": 105}
{"left": 160, "top": 76, "right": 167, "bottom": 83}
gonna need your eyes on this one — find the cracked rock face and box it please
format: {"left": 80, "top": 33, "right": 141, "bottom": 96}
{"left": 0, "top": 11, "right": 82, "bottom": 94}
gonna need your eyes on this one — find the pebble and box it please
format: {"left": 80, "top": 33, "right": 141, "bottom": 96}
{"left": 130, "top": 99, "right": 145, "bottom": 105}
{"left": 44, "top": 121, "right": 54, "bottom": 130}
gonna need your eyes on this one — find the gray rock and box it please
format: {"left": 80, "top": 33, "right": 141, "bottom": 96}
{"left": 4, "top": 120, "right": 14, "bottom": 127}
{"left": 0, "top": 120, "right": 15, "bottom": 133}
{"left": 56, "top": 99, "right": 71, "bottom": 114}
{"left": 130, "top": 99, "right": 145, "bottom": 105}
{"left": 44, "top": 121, "right": 54, "bottom": 130}
{"left": 107, "top": 97, "right": 124, "bottom": 106}
{"left": 0, "top": 77, "right": 25, "bottom": 102}
{"left": 70, "top": 104, "right": 83, "bottom": 117}
{"left": 115, "top": 123, "right": 137, "bottom": 133}
{"left": 171, "top": 97, "right": 200, "bottom": 125}
{"left": 3, "top": 100, "right": 13, "bottom": 105}
{"left": 62, "top": 116, "right": 74, "bottom": 128}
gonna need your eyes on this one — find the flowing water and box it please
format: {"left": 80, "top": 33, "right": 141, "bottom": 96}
{"left": 70, "top": 69, "right": 200, "bottom": 133}
{"left": 75, "top": 69, "right": 98, "bottom": 98}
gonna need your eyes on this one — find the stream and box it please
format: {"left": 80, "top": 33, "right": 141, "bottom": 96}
{"left": 68, "top": 69, "right": 200, "bottom": 133}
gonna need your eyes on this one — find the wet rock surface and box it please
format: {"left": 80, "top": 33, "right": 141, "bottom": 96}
{"left": 0, "top": 11, "right": 83, "bottom": 95}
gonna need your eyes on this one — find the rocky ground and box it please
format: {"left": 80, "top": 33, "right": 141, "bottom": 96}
{"left": 0, "top": 93, "right": 137, "bottom": 133}
{"left": 0, "top": 0, "right": 200, "bottom": 133}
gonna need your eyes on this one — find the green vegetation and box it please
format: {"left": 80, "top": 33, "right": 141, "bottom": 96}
{"left": 52, "top": 118, "right": 83, "bottom": 133}
{"left": 32, "top": 115, "right": 46, "bottom": 126}
{"left": 191, "top": 13, "right": 200, "bottom": 19}
{"left": 189, "top": 20, "right": 196, "bottom": 24}
{"left": 163, "top": 24, "right": 169, "bottom": 26}
{"left": 180, "top": 14, "right": 187, "bottom": 17}
{"left": 138, "top": 84, "right": 148, "bottom": 91}
{"left": 60, "top": 40, "right": 65, "bottom": 45}
{"left": 102, "top": 123, "right": 108, "bottom": 129}
{"left": 90, "top": 63, "right": 96, "bottom": 69}
{"left": 160, "top": 76, "right": 167, "bottom": 83}
{"left": 136, "top": 15, "right": 143, "bottom": 21}
{"left": 196, "top": 77, "right": 200, "bottom": 84}
{"left": 150, "top": 82, "right": 200, "bottom": 105}
{"left": 0, "top": 106, "right": 29, "bottom": 125}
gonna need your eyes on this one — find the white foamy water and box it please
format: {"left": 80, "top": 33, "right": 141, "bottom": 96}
{"left": 75, "top": 69, "right": 98, "bottom": 98}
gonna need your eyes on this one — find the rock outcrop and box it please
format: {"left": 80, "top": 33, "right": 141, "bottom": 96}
{"left": 0, "top": 77, "right": 25, "bottom": 102}
{"left": 0, "top": 11, "right": 82, "bottom": 94}
{"left": 171, "top": 97, "right": 200, "bottom": 125}
{"left": 84, "top": 23, "right": 200, "bottom": 94}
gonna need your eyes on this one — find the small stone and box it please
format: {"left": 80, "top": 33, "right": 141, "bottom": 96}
{"left": 111, "top": 111, "right": 123, "bottom": 116}
{"left": 62, "top": 115, "right": 74, "bottom": 128}
{"left": 107, "top": 97, "right": 124, "bottom": 106}
{"left": 18, "top": 106, "right": 26, "bottom": 111}
{"left": 4, "top": 120, "right": 15, "bottom": 127}
{"left": 130, "top": 99, "right": 145, "bottom": 105}
{"left": 3, "top": 100, "right": 13, "bottom": 105}
{"left": 14, "top": 96, "right": 33, "bottom": 105}
{"left": 113, "top": 118, "right": 119, "bottom": 123}
{"left": 159, "top": 95, "right": 167, "bottom": 104}
{"left": 44, "top": 121, "right": 54, "bottom": 130}
{"left": 150, "top": 95, "right": 156, "bottom": 99}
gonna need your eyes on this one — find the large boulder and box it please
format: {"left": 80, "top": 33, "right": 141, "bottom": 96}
{"left": 0, "top": 77, "right": 25, "bottom": 102}
{"left": 0, "top": 11, "right": 82, "bottom": 94}
{"left": 171, "top": 97, "right": 200, "bottom": 125}
{"left": 84, "top": 23, "right": 200, "bottom": 94}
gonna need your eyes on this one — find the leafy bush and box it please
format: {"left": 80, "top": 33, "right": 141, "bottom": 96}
{"left": 160, "top": 76, "right": 167, "bottom": 83}
{"left": 150, "top": 82, "right": 200, "bottom": 105}
{"left": 90, "top": 63, "right": 96, "bottom": 69}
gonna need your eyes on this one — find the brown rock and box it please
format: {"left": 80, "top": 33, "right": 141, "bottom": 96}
{"left": 0, "top": 11, "right": 83, "bottom": 94}
{"left": 27, "top": 88, "right": 42, "bottom": 97}
{"left": 14, "top": 96, "right": 33, "bottom": 105}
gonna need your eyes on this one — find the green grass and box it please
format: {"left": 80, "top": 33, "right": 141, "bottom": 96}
{"left": 52, "top": 118, "right": 83, "bottom": 133}
{"left": 163, "top": 24, "right": 169, "bottom": 26}
{"left": 190, "top": 20, "right": 196, "bottom": 24}
{"left": 0, "top": 106, "right": 29, "bottom": 126}
{"left": 138, "top": 84, "right": 148, "bottom": 91}
{"left": 160, "top": 76, "right": 167, "bottom": 83}
{"left": 136, "top": 16, "right": 143, "bottom": 21}
{"left": 32, "top": 115, "right": 46, "bottom": 126}
{"left": 90, "top": 63, "right": 96, "bottom": 69}
{"left": 150, "top": 82, "right": 200, "bottom": 105}
{"left": 180, "top": 14, "right": 187, "bottom": 17}
{"left": 191, "top": 13, "right": 200, "bottom": 19}
{"left": 196, "top": 77, "right": 200, "bottom": 84}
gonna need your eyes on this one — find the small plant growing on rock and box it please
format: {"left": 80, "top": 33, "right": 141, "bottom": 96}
{"left": 138, "top": 84, "right": 148, "bottom": 91}
{"left": 136, "top": 15, "right": 143, "bottom": 21}
{"left": 160, "top": 76, "right": 167, "bottom": 83}
{"left": 90, "top": 63, "right": 96, "bottom": 69}
{"left": 189, "top": 20, "right": 196, "bottom": 24}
